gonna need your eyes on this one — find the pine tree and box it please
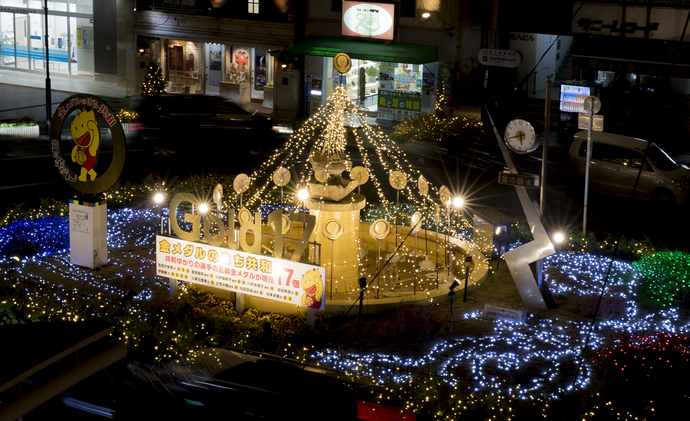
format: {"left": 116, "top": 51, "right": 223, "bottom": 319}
{"left": 141, "top": 61, "right": 166, "bottom": 96}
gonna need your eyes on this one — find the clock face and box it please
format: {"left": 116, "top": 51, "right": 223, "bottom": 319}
{"left": 504, "top": 119, "right": 540, "bottom": 154}
{"left": 389, "top": 171, "right": 407, "bottom": 190}
{"left": 351, "top": 166, "right": 369, "bottom": 185}
{"left": 272, "top": 167, "right": 290, "bottom": 187}
{"left": 233, "top": 173, "right": 250, "bottom": 193}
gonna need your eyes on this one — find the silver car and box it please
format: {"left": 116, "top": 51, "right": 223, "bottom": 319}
{"left": 569, "top": 131, "right": 690, "bottom": 206}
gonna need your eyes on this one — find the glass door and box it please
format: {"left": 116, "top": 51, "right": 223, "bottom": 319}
{"left": 14, "top": 13, "right": 29, "bottom": 70}
{"left": 1, "top": 12, "right": 16, "bottom": 69}
{"left": 29, "top": 12, "right": 44, "bottom": 72}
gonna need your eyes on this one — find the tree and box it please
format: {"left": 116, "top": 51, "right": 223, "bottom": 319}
{"left": 141, "top": 61, "right": 166, "bottom": 96}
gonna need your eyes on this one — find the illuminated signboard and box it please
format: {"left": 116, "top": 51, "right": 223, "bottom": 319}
{"left": 342, "top": 1, "right": 396, "bottom": 41}
{"left": 560, "top": 85, "right": 591, "bottom": 113}
{"left": 377, "top": 89, "right": 421, "bottom": 121}
{"left": 156, "top": 236, "right": 327, "bottom": 310}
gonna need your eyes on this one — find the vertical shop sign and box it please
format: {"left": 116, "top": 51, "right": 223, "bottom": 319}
{"left": 377, "top": 89, "right": 421, "bottom": 121}
{"left": 438, "top": 64, "right": 453, "bottom": 103}
{"left": 423, "top": 72, "right": 435, "bottom": 91}
{"left": 305, "top": 74, "right": 313, "bottom": 116}
{"left": 255, "top": 54, "right": 266, "bottom": 91}
{"left": 77, "top": 28, "right": 82, "bottom": 49}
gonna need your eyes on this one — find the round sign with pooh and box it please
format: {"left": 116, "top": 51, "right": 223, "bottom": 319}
{"left": 50, "top": 94, "right": 126, "bottom": 194}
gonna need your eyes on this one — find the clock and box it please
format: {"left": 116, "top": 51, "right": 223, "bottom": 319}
{"left": 351, "top": 166, "right": 369, "bottom": 185}
{"left": 504, "top": 119, "right": 540, "bottom": 154}
{"left": 273, "top": 167, "right": 291, "bottom": 187}
{"left": 439, "top": 185, "right": 450, "bottom": 205}
{"left": 418, "top": 175, "right": 429, "bottom": 196}
{"left": 212, "top": 183, "right": 223, "bottom": 211}
{"left": 233, "top": 173, "right": 250, "bottom": 193}
{"left": 389, "top": 171, "right": 407, "bottom": 190}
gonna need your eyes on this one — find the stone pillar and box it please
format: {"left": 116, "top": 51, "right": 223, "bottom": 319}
{"left": 306, "top": 192, "right": 366, "bottom": 299}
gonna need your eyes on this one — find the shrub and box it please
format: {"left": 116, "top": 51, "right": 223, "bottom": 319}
{"left": 0, "top": 116, "right": 36, "bottom": 128}
{"left": 633, "top": 250, "right": 690, "bottom": 306}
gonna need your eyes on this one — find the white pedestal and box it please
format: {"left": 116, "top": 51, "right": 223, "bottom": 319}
{"left": 219, "top": 82, "right": 251, "bottom": 104}
{"left": 263, "top": 86, "right": 274, "bottom": 109}
{"left": 69, "top": 199, "right": 108, "bottom": 268}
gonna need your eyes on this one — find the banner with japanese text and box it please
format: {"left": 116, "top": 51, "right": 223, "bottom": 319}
{"left": 156, "top": 236, "right": 327, "bottom": 310}
{"left": 377, "top": 89, "right": 421, "bottom": 121}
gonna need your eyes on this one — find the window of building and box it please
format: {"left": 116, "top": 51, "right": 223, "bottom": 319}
{"left": 248, "top": 0, "right": 259, "bottom": 14}
{"left": 400, "top": 0, "right": 415, "bottom": 18}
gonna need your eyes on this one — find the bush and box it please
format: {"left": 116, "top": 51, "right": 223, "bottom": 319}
{"left": 0, "top": 116, "right": 36, "bottom": 128}
{"left": 633, "top": 250, "right": 690, "bottom": 306}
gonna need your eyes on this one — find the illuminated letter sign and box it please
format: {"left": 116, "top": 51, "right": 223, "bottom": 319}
{"left": 342, "top": 1, "right": 396, "bottom": 41}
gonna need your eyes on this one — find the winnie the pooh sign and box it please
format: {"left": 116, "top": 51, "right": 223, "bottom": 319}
{"left": 50, "top": 94, "right": 125, "bottom": 194}
{"left": 50, "top": 94, "right": 126, "bottom": 268}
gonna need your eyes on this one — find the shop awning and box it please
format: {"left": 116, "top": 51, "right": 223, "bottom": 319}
{"left": 290, "top": 36, "right": 438, "bottom": 64}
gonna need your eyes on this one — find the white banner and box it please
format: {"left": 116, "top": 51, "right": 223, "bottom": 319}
{"left": 156, "top": 235, "right": 327, "bottom": 310}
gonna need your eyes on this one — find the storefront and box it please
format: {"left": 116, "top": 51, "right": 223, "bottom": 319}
{"left": 142, "top": 37, "right": 277, "bottom": 106}
{"left": 1, "top": 0, "right": 95, "bottom": 77}
{"left": 292, "top": 1, "right": 439, "bottom": 121}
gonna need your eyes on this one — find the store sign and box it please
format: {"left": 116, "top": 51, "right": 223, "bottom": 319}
{"left": 156, "top": 236, "right": 327, "bottom": 310}
{"left": 572, "top": 4, "right": 680, "bottom": 40}
{"left": 377, "top": 89, "right": 421, "bottom": 121}
{"left": 342, "top": 1, "right": 396, "bottom": 41}
{"left": 477, "top": 49, "right": 522, "bottom": 68}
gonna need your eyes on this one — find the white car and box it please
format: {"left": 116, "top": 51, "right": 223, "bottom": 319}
{"left": 569, "top": 131, "right": 690, "bottom": 206}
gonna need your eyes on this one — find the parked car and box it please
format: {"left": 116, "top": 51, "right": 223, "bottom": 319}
{"left": 131, "top": 94, "right": 292, "bottom": 146}
{"left": 568, "top": 130, "right": 690, "bottom": 206}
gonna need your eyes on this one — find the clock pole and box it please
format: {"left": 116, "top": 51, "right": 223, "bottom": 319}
{"left": 537, "top": 74, "right": 554, "bottom": 288}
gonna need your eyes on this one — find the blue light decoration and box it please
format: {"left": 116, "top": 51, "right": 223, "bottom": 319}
{"left": 2, "top": 209, "right": 690, "bottom": 419}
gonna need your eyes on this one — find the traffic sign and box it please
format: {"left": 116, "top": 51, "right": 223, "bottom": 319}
{"left": 477, "top": 49, "right": 523, "bottom": 68}
{"left": 498, "top": 172, "right": 539, "bottom": 188}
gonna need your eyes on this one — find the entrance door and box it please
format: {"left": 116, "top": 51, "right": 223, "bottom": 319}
{"left": 29, "top": 13, "right": 43, "bottom": 72}
{"left": 206, "top": 43, "right": 221, "bottom": 94}
{"left": 1, "top": 12, "right": 16, "bottom": 69}
{"left": 14, "top": 14, "right": 29, "bottom": 70}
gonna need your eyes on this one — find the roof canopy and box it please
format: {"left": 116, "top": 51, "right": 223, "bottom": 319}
{"left": 291, "top": 36, "right": 438, "bottom": 64}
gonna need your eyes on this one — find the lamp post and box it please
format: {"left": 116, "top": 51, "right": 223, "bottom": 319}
{"left": 44, "top": 0, "right": 52, "bottom": 130}
{"left": 495, "top": 226, "right": 504, "bottom": 270}
{"left": 449, "top": 279, "right": 459, "bottom": 332}
{"left": 154, "top": 193, "right": 165, "bottom": 235}
{"left": 297, "top": 188, "right": 309, "bottom": 212}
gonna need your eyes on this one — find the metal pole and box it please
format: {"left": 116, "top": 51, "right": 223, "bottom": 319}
{"left": 583, "top": 98, "right": 595, "bottom": 234}
{"left": 446, "top": 205, "right": 450, "bottom": 281}
{"left": 414, "top": 232, "right": 418, "bottom": 295}
{"left": 44, "top": 0, "right": 52, "bottom": 130}
{"left": 537, "top": 75, "right": 552, "bottom": 288}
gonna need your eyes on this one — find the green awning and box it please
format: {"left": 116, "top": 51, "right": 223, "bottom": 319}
{"left": 290, "top": 36, "right": 437, "bottom": 64}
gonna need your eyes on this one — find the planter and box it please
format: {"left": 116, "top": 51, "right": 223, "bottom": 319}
{"left": 0, "top": 125, "right": 40, "bottom": 138}
{"left": 121, "top": 122, "right": 143, "bottom": 136}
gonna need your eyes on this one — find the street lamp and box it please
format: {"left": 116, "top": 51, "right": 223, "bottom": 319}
{"left": 453, "top": 196, "right": 464, "bottom": 236}
{"left": 154, "top": 193, "right": 165, "bottom": 235}
{"left": 495, "top": 226, "right": 505, "bottom": 270}
{"left": 553, "top": 232, "right": 565, "bottom": 253}
{"left": 297, "top": 188, "right": 309, "bottom": 211}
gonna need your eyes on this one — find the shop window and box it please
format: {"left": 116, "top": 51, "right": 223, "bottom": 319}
{"left": 248, "top": 0, "right": 258, "bottom": 13}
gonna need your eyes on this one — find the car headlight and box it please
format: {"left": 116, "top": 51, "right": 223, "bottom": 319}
{"left": 672, "top": 178, "right": 690, "bottom": 191}
{"left": 271, "top": 125, "right": 293, "bottom": 134}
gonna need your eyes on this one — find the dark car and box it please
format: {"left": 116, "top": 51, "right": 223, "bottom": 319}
{"left": 132, "top": 94, "right": 292, "bottom": 147}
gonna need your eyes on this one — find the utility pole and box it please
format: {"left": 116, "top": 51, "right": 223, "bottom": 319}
{"left": 44, "top": 0, "right": 52, "bottom": 131}
{"left": 537, "top": 74, "right": 553, "bottom": 287}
